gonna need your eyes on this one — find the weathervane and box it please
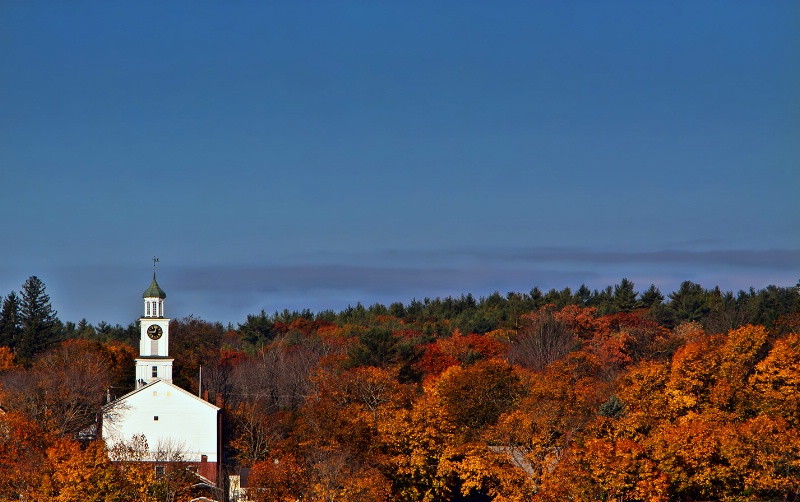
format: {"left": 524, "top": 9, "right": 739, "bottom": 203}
{"left": 153, "top": 256, "right": 159, "bottom": 274}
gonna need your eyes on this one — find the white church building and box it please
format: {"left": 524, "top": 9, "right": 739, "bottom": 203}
{"left": 101, "top": 269, "right": 221, "bottom": 484}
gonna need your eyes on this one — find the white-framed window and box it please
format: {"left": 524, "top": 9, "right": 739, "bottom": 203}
{"left": 146, "top": 302, "right": 151, "bottom": 316}
{"left": 152, "top": 366, "right": 158, "bottom": 378}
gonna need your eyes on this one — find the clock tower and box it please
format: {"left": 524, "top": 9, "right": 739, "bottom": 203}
{"left": 135, "top": 258, "right": 173, "bottom": 387}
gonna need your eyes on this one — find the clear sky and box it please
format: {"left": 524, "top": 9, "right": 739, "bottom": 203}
{"left": 1, "top": 1, "right": 798, "bottom": 326}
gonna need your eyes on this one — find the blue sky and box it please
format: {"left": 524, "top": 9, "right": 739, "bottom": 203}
{"left": 1, "top": 2, "right": 798, "bottom": 326}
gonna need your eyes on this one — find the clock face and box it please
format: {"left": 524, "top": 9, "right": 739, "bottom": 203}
{"left": 147, "top": 324, "right": 163, "bottom": 340}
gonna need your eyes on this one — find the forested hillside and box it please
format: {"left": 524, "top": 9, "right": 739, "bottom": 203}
{"left": 0, "top": 277, "right": 798, "bottom": 501}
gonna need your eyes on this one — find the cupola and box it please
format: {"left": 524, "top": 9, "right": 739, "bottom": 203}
{"left": 142, "top": 273, "right": 166, "bottom": 318}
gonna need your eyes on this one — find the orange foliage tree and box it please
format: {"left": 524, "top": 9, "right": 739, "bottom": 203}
{"left": 751, "top": 332, "right": 800, "bottom": 425}
{"left": 492, "top": 352, "right": 607, "bottom": 492}
{"left": 436, "top": 358, "right": 524, "bottom": 435}
{"left": 0, "top": 339, "right": 112, "bottom": 436}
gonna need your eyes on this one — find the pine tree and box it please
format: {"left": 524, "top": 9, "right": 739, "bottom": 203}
{"left": 574, "top": 284, "right": 593, "bottom": 305}
{"left": 0, "top": 292, "right": 22, "bottom": 349}
{"left": 613, "top": 278, "right": 639, "bottom": 312}
{"left": 638, "top": 284, "right": 665, "bottom": 309}
{"left": 667, "top": 280, "right": 709, "bottom": 323}
{"left": 592, "top": 285, "right": 615, "bottom": 315}
{"left": 17, "top": 276, "right": 60, "bottom": 364}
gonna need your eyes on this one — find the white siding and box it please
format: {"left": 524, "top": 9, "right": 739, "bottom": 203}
{"left": 103, "top": 380, "right": 219, "bottom": 462}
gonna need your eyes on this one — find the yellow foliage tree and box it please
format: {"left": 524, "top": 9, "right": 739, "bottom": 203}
{"left": 379, "top": 391, "right": 459, "bottom": 501}
{"left": 665, "top": 338, "right": 721, "bottom": 416}
{"left": 0, "top": 345, "right": 16, "bottom": 372}
{"left": 648, "top": 410, "right": 742, "bottom": 500}
{"left": 750, "top": 332, "right": 800, "bottom": 425}
{"left": 35, "top": 438, "right": 124, "bottom": 502}
{"left": 536, "top": 434, "right": 668, "bottom": 502}
{"left": 710, "top": 324, "right": 770, "bottom": 414}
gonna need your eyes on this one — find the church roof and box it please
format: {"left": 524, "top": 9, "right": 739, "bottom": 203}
{"left": 142, "top": 274, "right": 167, "bottom": 299}
{"left": 104, "top": 379, "right": 221, "bottom": 412}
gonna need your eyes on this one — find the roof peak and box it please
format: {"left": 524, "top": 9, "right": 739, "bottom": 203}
{"left": 142, "top": 273, "right": 167, "bottom": 299}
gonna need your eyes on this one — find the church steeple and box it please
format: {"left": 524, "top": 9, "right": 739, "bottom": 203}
{"left": 135, "top": 257, "right": 173, "bottom": 388}
{"left": 142, "top": 257, "right": 166, "bottom": 318}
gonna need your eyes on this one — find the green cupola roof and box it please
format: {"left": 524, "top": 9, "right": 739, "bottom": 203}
{"left": 142, "top": 274, "right": 167, "bottom": 299}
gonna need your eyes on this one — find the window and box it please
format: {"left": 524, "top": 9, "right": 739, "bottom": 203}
{"left": 155, "top": 465, "right": 165, "bottom": 477}
{"left": 152, "top": 366, "right": 158, "bottom": 378}
{"left": 146, "top": 302, "right": 151, "bottom": 316}
{"left": 154, "top": 416, "right": 159, "bottom": 421}
{"left": 159, "top": 301, "right": 163, "bottom": 317}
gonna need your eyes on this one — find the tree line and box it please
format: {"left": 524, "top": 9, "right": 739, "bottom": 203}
{"left": 0, "top": 275, "right": 798, "bottom": 500}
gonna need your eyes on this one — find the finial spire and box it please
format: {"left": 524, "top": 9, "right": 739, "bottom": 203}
{"left": 153, "top": 256, "right": 159, "bottom": 276}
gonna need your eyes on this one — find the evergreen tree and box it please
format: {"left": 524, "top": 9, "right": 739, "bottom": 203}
{"left": 388, "top": 301, "right": 406, "bottom": 318}
{"left": 591, "top": 286, "right": 615, "bottom": 315}
{"left": 75, "top": 318, "right": 96, "bottom": 339}
{"left": 238, "top": 309, "right": 276, "bottom": 349}
{"left": 529, "top": 287, "right": 544, "bottom": 309}
{"left": 638, "top": 284, "right": 665, "bottom": 309}
{"left": 0, "top": 292, "right": 22, "bottom": 349}
{"left": 613, "top": 278, "right": 638, "bottom": 312}
{"left": 17, "top": 276, "right": 60, "bottom": 364}
{"left": 667, "top": 280, "right": 709, "bottom": 323}
{"left": 574, "top": 284, "right": 593, "bottom": 305}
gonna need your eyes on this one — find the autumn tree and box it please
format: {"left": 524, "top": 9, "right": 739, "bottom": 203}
{"left": 230, "top": 335, "right": 328, "bottom": 415}
{"left": 108, "top": 434, "right": 200, "bottom": 502}
{"left": 436, "top": 358, "right": 524, "bottom": 434}
{"left": 664, "top": 336, "right": 721, "bottom": 417}
{"left": 0, "top": 411, "right": 51, "bottom": 499}
{"left": 0, "top": 346, "right": 16, "bottom": 372}
{"left": 0, "top": 339, "right": 111, "bottom": 436}
{"left": 413, "top": 341, "right": 459, "bottom": 382}
{"left": 491, "top": 352, "right": 607, "bottom": 492}
{"left": 436, "top": 331, "right": 506, "bottom": 365}
{"left": 649, "top": 411, "right": 743, "bottom": 499}
{"left": 735, "top": 415, "right": 800, "bottom": 498}
{"left": 612, "top": 360, "right": 671, "bottom": 442}
{"left": 509, "top": 308, "right": 576, "bottom": 370}
{"left": 536, "top": 435, "right": 668, "bottom": 501}
{"left": 246, "top": 450, "right": 306, "bottom": 502}
{"left": 750, "top": 332, "right": 800, "bottom": 425}
{"left": 108, "top": 434, "right": 158, "bottom": 501}
{"left": 169, "top": 315, "right": 225, "bottom": 392}
{"left": 378, "top": 391, "right": 459, "bottom": 501}
{"left": 228, "top": 335, "right": 333, "bottom": 466}
{"left": 228, "top": 402, "right": 285, "bottom": 467}
{"left": 709, "top": 324, "right": 770, "bottom": 414}
{"left": 33, "top": 438, "right": 124, "bottom": 502}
